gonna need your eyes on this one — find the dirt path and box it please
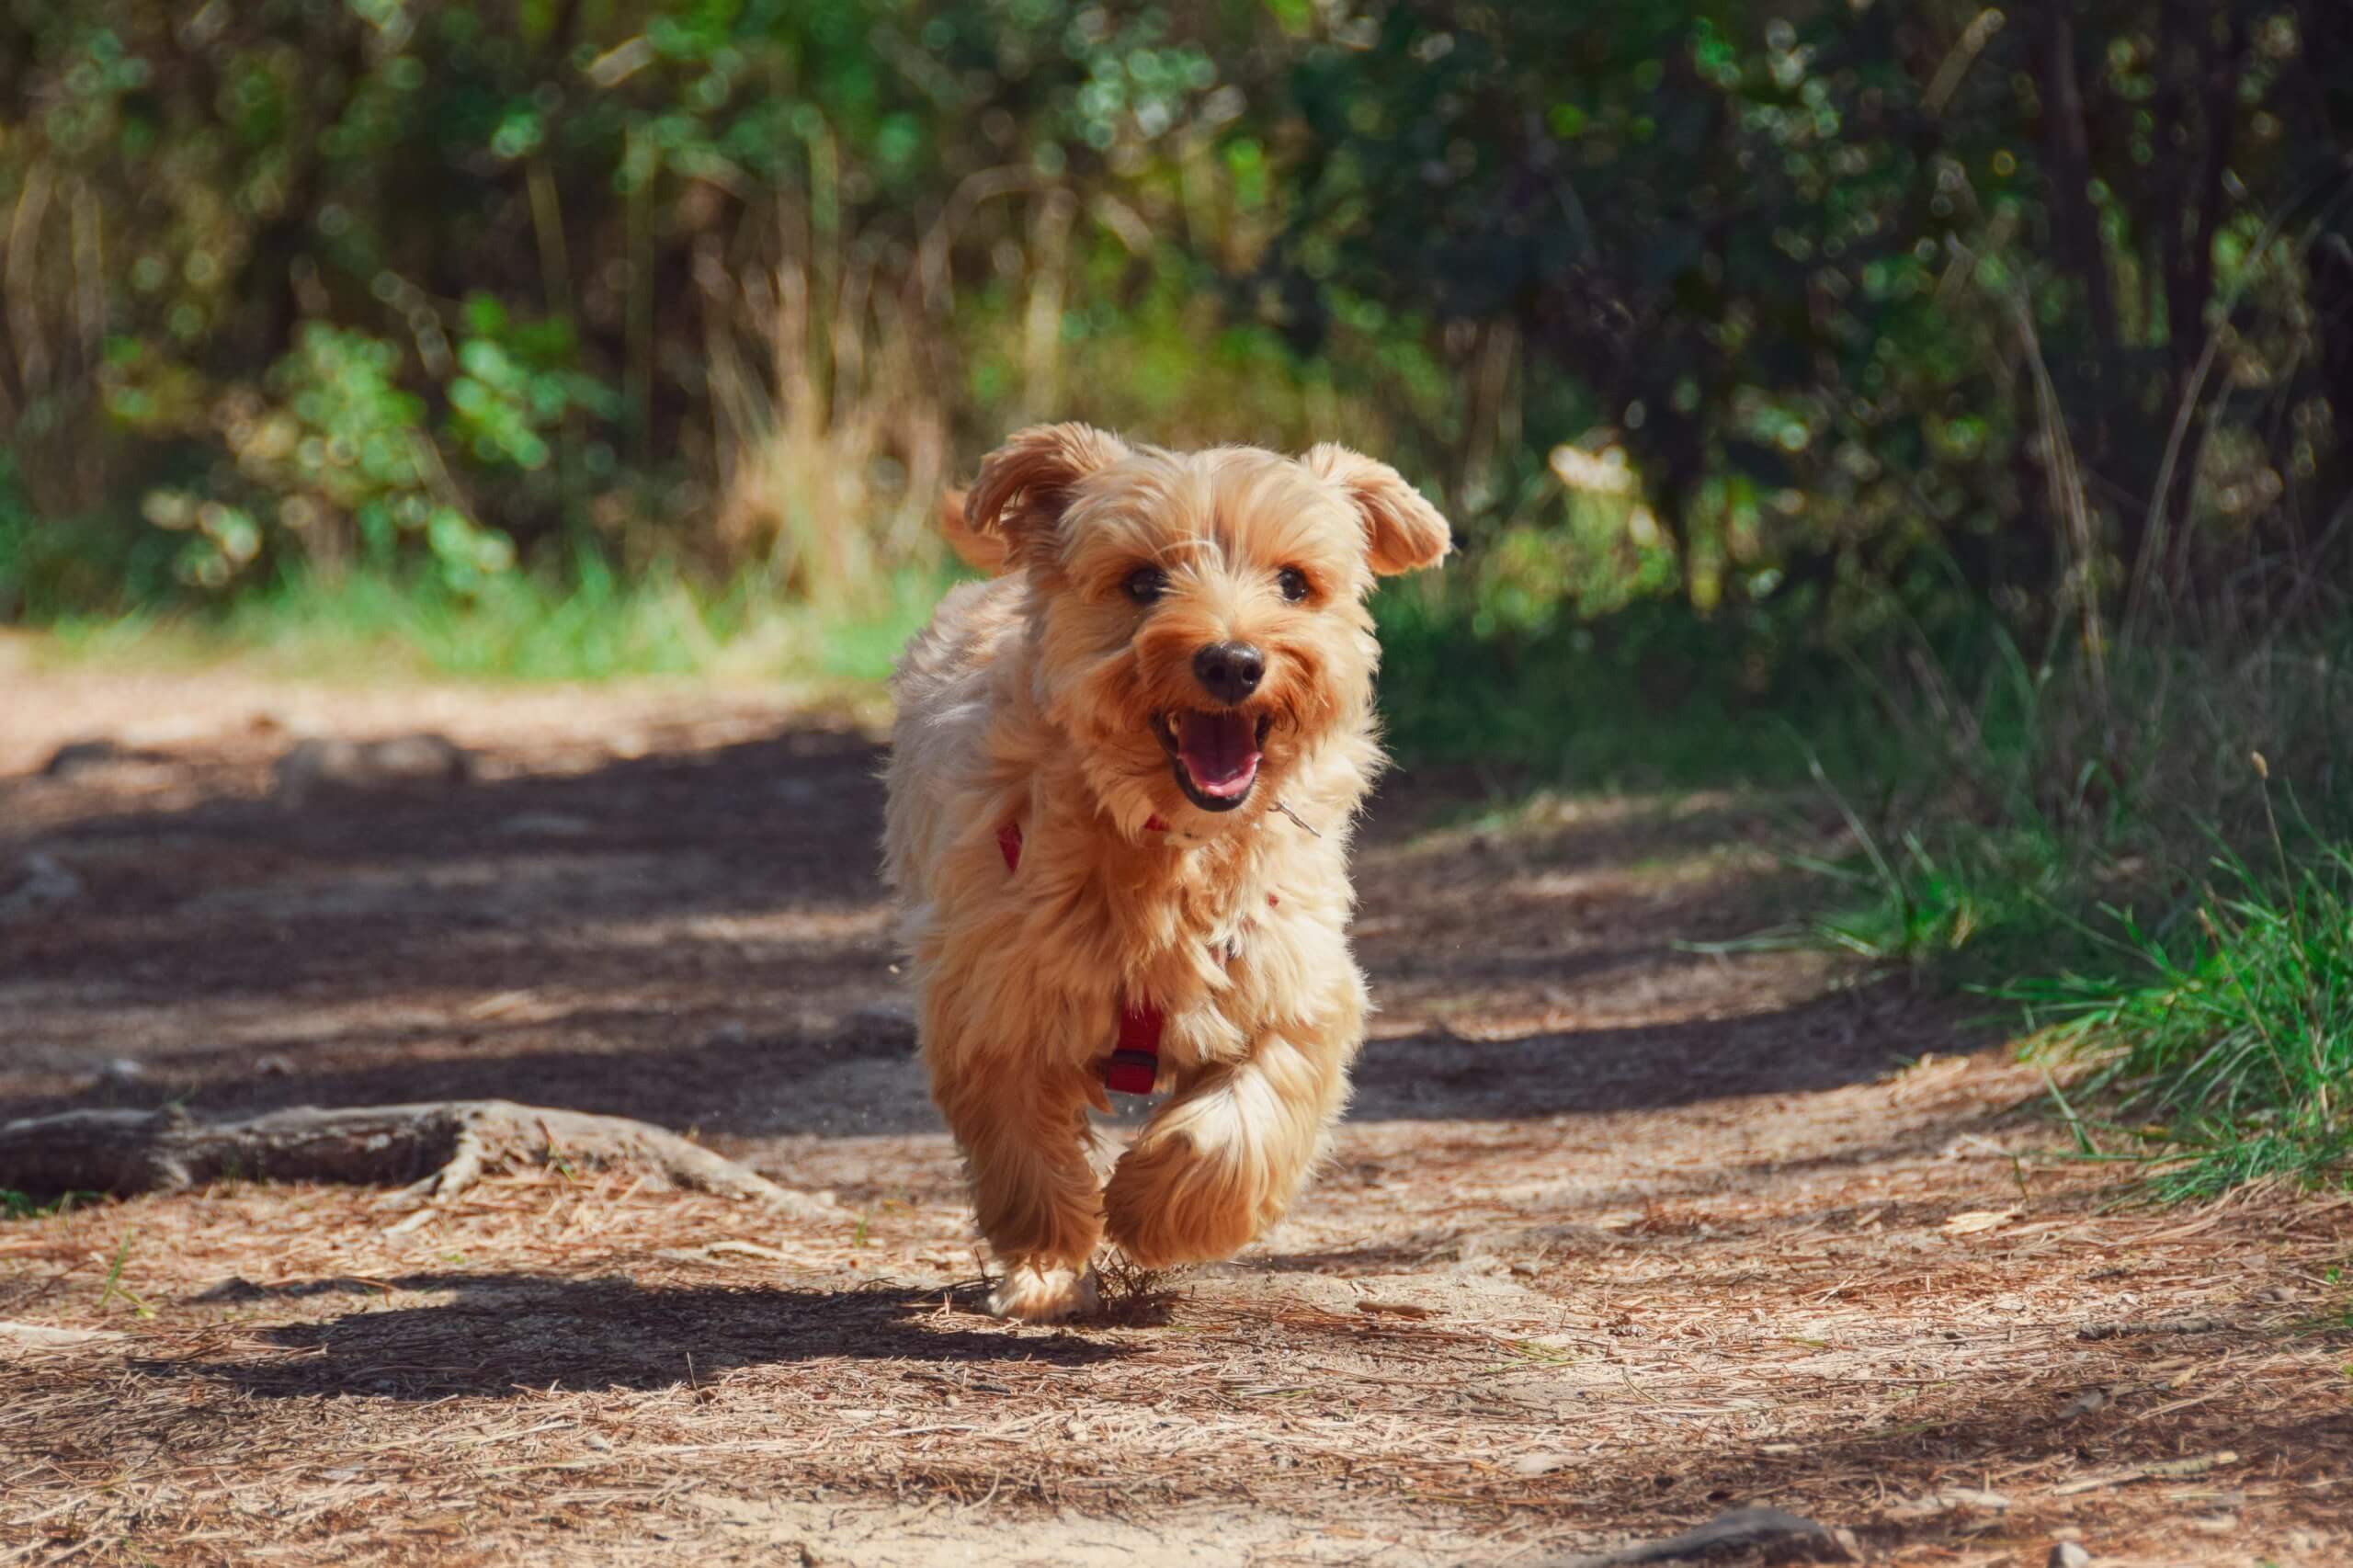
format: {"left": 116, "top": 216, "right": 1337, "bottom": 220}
{"left": 3, "top": 646, "right": 2347, "bottom": 1566}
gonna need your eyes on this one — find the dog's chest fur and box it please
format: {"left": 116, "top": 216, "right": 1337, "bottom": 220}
{"left": 1000, "top": 802, "right": 1350, "bottom": 1065}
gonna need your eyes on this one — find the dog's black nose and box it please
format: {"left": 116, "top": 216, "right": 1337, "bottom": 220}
{"left": 1192, "top": 641, "right": 1265, "bottom": 705}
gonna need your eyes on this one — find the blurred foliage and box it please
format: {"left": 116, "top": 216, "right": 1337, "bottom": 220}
{"left": 0, "top": 0, "right": 2347, "bottom": 662}
{"left": 1268, "top": 0, "right": 2352, "bottom": 640}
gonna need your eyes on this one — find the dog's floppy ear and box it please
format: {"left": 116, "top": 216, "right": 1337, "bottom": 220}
{"left": 938, "top": 489, "right": 1009, "bottom": 575}
{"left": 1302, "top": 445, "right": 1452, "bottom": 575}
{"left": 963, "top": 423, "right": 1130, "bottom": 566}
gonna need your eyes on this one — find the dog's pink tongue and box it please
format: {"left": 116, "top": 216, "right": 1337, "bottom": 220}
{"left": 1177, "top": 710, "right": 1260, "bottom": 797}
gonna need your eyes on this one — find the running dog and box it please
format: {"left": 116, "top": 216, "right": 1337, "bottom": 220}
{"left": 883, "top": 424, "right": 1449, "bottom": 1319}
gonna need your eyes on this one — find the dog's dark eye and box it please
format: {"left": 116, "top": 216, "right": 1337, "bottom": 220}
{"left": 1277, "top": 566, "right": 1311, "bottom": 603}
{"left": 1123, "top": 566, "right": 1167, "bottom": 605}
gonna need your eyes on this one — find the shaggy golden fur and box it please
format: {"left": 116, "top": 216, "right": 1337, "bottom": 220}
{"left": 883, "top": 424, "right": 1449, "bottom": 1321}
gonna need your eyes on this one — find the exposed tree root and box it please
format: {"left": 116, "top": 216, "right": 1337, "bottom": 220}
{"left": 0, "top": 1101, "right": 838, "bottom": 1222}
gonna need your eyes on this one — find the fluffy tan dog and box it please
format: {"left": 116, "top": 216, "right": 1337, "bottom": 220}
{"left": 883, "top": 424, "right": 1449, "bottom": 1321}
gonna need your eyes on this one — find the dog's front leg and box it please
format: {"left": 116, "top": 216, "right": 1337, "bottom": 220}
{"left": 1101, "top": 1012, "right": 1355, "bottom": 1269}
{"left": 932, "top": 1056, "right": 1106, "bottom": 1321}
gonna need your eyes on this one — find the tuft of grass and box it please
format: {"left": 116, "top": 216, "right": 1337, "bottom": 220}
{"left": 1785, "top": 747, "right": 2078, "bottom": 971}
{"left": 2, "top": 1187, "right": 98, "bottom": 1221}
{"left": 97, "top": 1227, "right": 156, "bottom": 1317}
{"left": 2001, "top": 778, "right": 2353, "bottom": 1199}
{"left": 1794, "top": 824, "right": 2073, "bottom": 968}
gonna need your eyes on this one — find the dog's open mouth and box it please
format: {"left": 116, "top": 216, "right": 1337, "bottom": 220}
{"left": 1154, "top": 710, "right": 1272, "bottom": 812}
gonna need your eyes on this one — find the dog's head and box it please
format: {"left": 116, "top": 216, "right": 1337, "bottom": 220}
{"left": 959, "top": 423, "right": 1449, "bottom": 826}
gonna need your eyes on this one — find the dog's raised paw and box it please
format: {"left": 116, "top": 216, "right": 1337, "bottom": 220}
{"left": 1103, "top": 1129, "right": 1267, "bottom": 1269}
{"left": 987, "top": 1260, "right": 1100, "bottom": 1323}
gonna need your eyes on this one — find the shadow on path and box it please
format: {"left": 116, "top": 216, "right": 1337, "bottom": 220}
{"left": 138, "top": 1272, "right": 1131, "bottom": 1400}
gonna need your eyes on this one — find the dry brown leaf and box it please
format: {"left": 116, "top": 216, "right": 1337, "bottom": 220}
{"left": 1940, "top": 1208, "right": 2019, "bottom": 1235}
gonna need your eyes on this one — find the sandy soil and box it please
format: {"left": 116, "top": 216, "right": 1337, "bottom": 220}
{"left": 2, "top": 640, "right": 2347, "bottom": 1566}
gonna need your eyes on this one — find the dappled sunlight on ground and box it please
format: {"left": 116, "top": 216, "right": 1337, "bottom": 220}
{"left": 4, "top": 665, "right": 2348, "bottom": 1565}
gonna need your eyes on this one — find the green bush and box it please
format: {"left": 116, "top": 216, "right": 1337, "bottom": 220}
{"left": 136, "top": 322, "right": 522, "bottom": 595}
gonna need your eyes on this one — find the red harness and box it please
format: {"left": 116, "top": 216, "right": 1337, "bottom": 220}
{"left": 997, "top": 816, "right": 1279, "bottom": 1098}
{"left": 997, "top": 818, "right": 1165, "bottom": 1096}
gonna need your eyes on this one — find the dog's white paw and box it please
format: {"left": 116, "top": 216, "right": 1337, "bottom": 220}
{"left": 987, "top": 1260, "right": 1099, "bottom": 1322}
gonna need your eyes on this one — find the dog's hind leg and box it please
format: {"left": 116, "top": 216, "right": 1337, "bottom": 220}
{"left": 933, "top": 1059, "right": 1106, "bottom": 1320}
{"left": 1101, "top": 1015, "right": 1355, "bottom": 1269}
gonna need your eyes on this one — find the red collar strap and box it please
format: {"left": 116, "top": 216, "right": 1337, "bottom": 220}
{"left": 997, "top": 817, "right": 1166, "bottom": 1096}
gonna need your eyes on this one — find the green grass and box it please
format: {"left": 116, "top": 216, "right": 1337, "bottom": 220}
{"left": 40, "top": 555, "right": 955, "bottom": 687}
{"left": 97, "top": 1226, "right": 155, "bottom": 1316}
{"left": 1788, "top": 822, "right": 2075, "bottom": 970}
{"left": 1759, "top": 722, "right": 2087, "bottom": 973}
{"left": 2, "top": 1188, "right": 98, "bottom": 1221}
{"left": 1696, "top": 619, "right": 2353, "bottom": 1202}
{"left": 1996, "top": 787, "right": 2353, "bottom": 1200}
